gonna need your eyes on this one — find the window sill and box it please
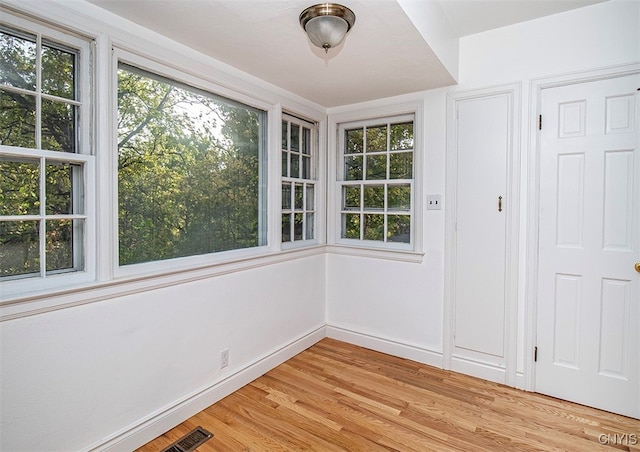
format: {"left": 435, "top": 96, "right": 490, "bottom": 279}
{"left": 0, "top": 245, "right": 326, "bottom": 321}
{"left": 326, "top": 244, "right": 424, "bottom": 263}
{"left": 281, "top": 239, "right": 320, "bottom": 251}
{"left": 0, "top": 243, "right": 424, "bottom": 321}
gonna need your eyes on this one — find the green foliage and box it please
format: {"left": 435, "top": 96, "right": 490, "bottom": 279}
{"left": 1, "top": 31, "right": 76, "bottom": 151}
{"left": 117, "top": 67, "right": 263, "bottom": 265}
{"left": 340, "top": 121, "right": 413, "bottom": 243}
{"left": 0, "top": 29, "right": 78, "bottom": 277}
{"left": 1, "top": 25, "right": 266, "bottom": 277}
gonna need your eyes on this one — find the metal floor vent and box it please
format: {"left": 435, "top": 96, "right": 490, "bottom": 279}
{"left": 160, "top": 426, "right": 213, "bottom": 452}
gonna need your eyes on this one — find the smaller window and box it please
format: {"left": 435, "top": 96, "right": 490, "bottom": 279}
{"left": 281, "top": 115, "right": 317, "bottom": 245}
{"left": 0, "top": 16, "right": 93, "bottom": 296}
{"left": 337, "top": 115, "right": 414, "bottom": 248}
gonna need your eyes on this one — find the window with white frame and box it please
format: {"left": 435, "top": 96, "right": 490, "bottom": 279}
{"left": 337, "top": 115, "right": 414, "bottom": 247}
{"left": 117, "top": 62, "right": 267, "bottom": 266}
{"left": 0, "top": 16, "right": 93, "bottom": 293}
{"left": 281, "top": 114, "right": 316, "bottom": 245}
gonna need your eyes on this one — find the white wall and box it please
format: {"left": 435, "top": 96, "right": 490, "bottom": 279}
{"left": 0, "top": 256, "right": 326, "bottom": 451}
{"left": 0, "top": 1, "right": 328, "bottom": 450}
{"left": 326, "top": 87, "right": 447, "bottom": 365}
{"left": 2, "top": 0, "right": 639, "bottom": 450}
{"left": 326, "top": 0, "right": 639, "bottom": 380}
{"left": 397, "top": 0, "right": 459, "bottom": 82}
{"left": 459, "top": 0, "right": 640, "bottom": 87}
{"left": 461, "top": 0, "right": 639, "bottom": 379}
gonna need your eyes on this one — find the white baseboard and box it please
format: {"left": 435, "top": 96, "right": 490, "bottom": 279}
{"left": 90, "top": 325, "right": 326, "bottom": 452}
{"left": 449, "top": 355, "right": 506, "bottom": 384}
{"left": 326, "top": 324, "right": 443, "bottom": 368}
{"left": 88, "top": 324, "right": 526, "bottom": 451}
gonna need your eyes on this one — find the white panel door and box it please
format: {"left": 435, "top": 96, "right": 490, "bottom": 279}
{"left": 452, "top": 93, "right": 511, "bottom": 375}
{"left": 536, "top": 74, "right": 640, "bottom": 418}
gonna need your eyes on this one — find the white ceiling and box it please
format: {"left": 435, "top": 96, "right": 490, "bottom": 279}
{"left": 86, "top": 0, "right": 607, "bottom": 107}
{"left": 438, "top": 0, "right": 606, "bottom": 37}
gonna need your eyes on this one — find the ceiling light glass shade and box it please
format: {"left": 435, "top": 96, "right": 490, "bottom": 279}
{"left": 305, "top": 15, "right": 348, "bottom": 49}
{"left": 300, "top": 3, "right": 356, "bottom": 53}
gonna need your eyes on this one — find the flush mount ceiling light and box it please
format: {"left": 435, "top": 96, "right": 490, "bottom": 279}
{"left": 299, "top": 3, "right": 356, "bottom": 53}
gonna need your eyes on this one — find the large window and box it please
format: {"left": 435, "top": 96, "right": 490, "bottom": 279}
{"left": 117, "top": 63, "right": 267, "bottom": 266}
{"left": 0, "top": 17, "right": 92, "bottom": 293}
{"left": 337, "top": 115, "right": 414, "bottom": 247}
{"left": 281, "top": 114, "right": 317, "bottom": 245}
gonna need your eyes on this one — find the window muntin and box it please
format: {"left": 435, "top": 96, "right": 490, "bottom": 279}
{"left": 0, "top": 21, "right": 90, "bottom": 284}
{"left": 117, "top": 63, "right": 267, "bottom": 266}
{"left": 338, "top": 116, "right": 414, "bottom": 246}
{"left": 281, "top": 115, "right": 316, "bottom": 244}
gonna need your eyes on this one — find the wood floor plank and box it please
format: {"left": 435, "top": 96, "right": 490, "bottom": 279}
{"left": 138, "top": 338, "right": 640, "bottom": 451}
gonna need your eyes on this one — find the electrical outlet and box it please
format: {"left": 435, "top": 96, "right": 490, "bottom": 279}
{"left": 220, "top": 348, "right": 229, "bottom": 369}
{"left": 426, "top": 194, "right": 442, "bottom": 210}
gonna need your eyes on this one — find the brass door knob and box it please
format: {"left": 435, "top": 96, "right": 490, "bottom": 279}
{"left": 636, "top": 261, "right": 640, "bottom": 273}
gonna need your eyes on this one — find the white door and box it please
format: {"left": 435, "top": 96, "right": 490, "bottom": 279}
{"left": 536, "top": 74, "right": 640, "bottom": 418}
{"left": 450, "top": 91, "right": 516, "bottom": 383}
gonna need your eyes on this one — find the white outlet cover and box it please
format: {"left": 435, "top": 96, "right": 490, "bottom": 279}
{"left": 426, "top": 194, "right": 442, "bottom": 210}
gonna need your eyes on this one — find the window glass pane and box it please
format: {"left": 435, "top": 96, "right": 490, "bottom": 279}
{"left": 388, "top": 215, "right": 410, "bottom": 243}
{"left": 0, "top": 157, "right": 40, "bottom": 215}
{"left": 0, "top": 30, "right": 36, "bottom": 91}
{"left": 342, "top": 213, "right": 360, "bottom": 239}
{"left": 281, "top": 120, "right": 288, "bottom": 150}
{"left": 342, "top": 185, "right": 360, "bottom": 210}
{"left": 42, "top": 43, "right": 75, "bottom": 99}
{"left": 387, "top": 185, "right": 411, "bottom": 211}
{"left": 46, "top": 218, "right": 76, "bottom": 272}
{"left": 363, "top": 185, "right": 384, "bottom": 210}
{"left": 41, "top": 99, "right": 75, "bottom": 152}
{"left": 294, "top": 183, "right": 304, "bottom": 210}
{"left": 281, "top": 213, "right": 291, "bottom": 242}
{"left": 346, "top": 128, "right": 363, "bottom": 154}
{"left": 294, "top": 212, "right": 303, "bottom": 240}
{"left": 0, "top": 90, "right": 35, "bottom": 148}
{"left": 363, "top": 214, "right": 384, "bottom": 241}
{"left": 46, "top": 162, "right": 74, "bottom": 215}
{"left": 302, "top": 127, "right": 311, "bottom": 155}
{"left": 0, "top": 220, "right": 39, "bottom": 277}
{"left": 366, "top": 154, "right": 386, "bottom": 180}
{"left": 389, "top": 152, "right": 412, "bottom": 179}
{"left": 344, "top": 155, "right": 362, "bottom": 181}
{"left": 117, "top": 64, "right": 265, "bottom": 265}
{"left": 282, "top": 117, "right": 316, "bottom": 247}
{"left": 390, "top": 122, "right": 413, "bottom": 150}
{"left": 338, "top": 117, "right": 414, "bottom": 248}
{"left": 282, "top": 151, "right": 288, "bottom": 178}
{"left": 282, "top": 183, "right": 291, "bottom": 210}
{"left": 302, "top": 155, "right": 311, "bottom": 179}
{"left": 290, "top": 153, "right": 299, "bottom": 178}
{"left": 290, "top": 123, "right": 299, "bottom": 152}
{"left": 305, "top": 212, "right": 314, "bottom": 240}
{"left": 306, "top": 184, "right": 314, "bottom": 211}
{"left": 366, "top": 125, "right": 387, "bottom": 152}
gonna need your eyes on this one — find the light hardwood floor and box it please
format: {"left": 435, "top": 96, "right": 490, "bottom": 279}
{"left": 138, "top": 338, "right": 640, "bottom": 451}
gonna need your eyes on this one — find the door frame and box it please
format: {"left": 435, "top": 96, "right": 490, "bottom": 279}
{"left": 444, "top": 83, "right": 521, "bottom": 386}
{"left": 524, "top": 62, "right": 640, "bottom": 392}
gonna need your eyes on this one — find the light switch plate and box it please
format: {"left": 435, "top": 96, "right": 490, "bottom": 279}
{"left": 426, "top": 194, "right": 442, "bottom": 210}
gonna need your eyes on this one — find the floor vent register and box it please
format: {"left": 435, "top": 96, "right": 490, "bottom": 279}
{"left": 160, "top": 426, "right": 213, "bottom": 452}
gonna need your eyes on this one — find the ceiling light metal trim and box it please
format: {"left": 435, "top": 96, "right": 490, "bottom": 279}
{"left": 300, "top": 3, "right": 356, "bottom": 53}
